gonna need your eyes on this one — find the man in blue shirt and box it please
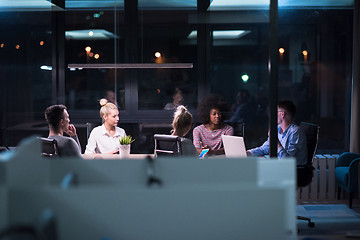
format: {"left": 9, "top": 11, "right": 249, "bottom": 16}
{"left": 247, "top": 100, "right": 307, "bottom": 165}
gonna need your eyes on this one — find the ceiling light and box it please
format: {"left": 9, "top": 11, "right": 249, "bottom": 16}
{"left": 66, "top": 29, "right": 118, "bottom": 40}
{"left": 188, "top": 30, "right": 250, "bottom": 39}
{"left": 209, "top": 0, "right": 353, "bottom": 10}
{"left": 155, "top": 52, "right": 161, "bottom": 58}
{"left": 40, "top": 65, "right": 52, "bottom": 71}
{"left": 209, "top": 0, "right": 269, "bottom": 10}
{"left": 0, "top": 0, "right": 63, "bottom": 11}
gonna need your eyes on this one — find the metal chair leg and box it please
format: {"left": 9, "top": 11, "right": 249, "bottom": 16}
{"left": 349, "top": 192, "right": 353, "bottom": 209}
{"left": 297, "top": 215, "right": 315, "bottom": 228}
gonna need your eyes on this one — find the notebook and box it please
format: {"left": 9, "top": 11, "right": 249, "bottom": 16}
{"left": 222, "top": 135, "right": 247, "bottom": 157}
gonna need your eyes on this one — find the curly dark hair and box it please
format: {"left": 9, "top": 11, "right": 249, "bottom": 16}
{"left": 197, "top": 94, "right": 230, "bottom": 124}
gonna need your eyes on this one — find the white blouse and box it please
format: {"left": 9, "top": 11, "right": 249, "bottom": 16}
{"left": 85, "top": 124, "right": 126, "bottom": 154}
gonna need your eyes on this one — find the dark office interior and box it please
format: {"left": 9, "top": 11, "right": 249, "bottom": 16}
{"left": 1, "top": 0, "right": 358, "bottom": 154}
{"left": 1, "top": 0, "right": 360, "bottom": 239}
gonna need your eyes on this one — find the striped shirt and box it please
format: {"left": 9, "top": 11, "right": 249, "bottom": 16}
{"left": 193, "top": 124, "right": 234, "bottom": 150}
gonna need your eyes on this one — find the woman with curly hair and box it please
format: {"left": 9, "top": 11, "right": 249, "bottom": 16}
{"left": 193, "top": 94, "right": 234, "bottom": 155}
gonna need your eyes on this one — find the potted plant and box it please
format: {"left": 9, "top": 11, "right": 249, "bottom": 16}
{"left": 119, "top": 135, "right": 135, "bottom": 159}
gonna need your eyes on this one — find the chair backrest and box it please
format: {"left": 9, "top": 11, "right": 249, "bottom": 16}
{"left": 297, "top": 122, "right": 320, "bottom": 187}
{"left": 154, "top": 134, "right": 182, "bottom": 157}
{"left": 39, "top": 137, "right": 58, "bottom": 157}
{"left": 86, "top": 122, "right": 101, "bottom": 139}
{"left": 0, "top": 146, "right": 10, "bottom": 153}
{"left": 225, "top": 121, "right": 245, "bottom": 137}
{"left": 300, "top": 122, "right": 320, "bottom": 166}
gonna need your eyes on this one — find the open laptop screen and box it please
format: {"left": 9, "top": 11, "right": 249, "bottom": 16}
{"left": 222, "top": 135, "right": 247, "bottom": 157}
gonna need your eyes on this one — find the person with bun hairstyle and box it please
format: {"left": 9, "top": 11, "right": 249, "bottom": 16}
{"left": 171, "top": 105, "right": 198, "bottom": 156}
{"left": 85, "top": 99, "right": 126, "bottom": 154}
{"left": 193, "top": 94, "right": 234, "bottom": 155}
{"left": 44, "top": 104, "right": 82, "bottom": 157}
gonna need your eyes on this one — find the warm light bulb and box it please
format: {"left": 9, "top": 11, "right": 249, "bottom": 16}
{"left": 89, "top": 52, "right": 94, "bottom": 57}
{"left": 15, "top": 45, "right": 20, "bottom": 50}
{"left": 85, "top": 46, "right": 91, "bottom": 52}
{"left": 40, "top": 41, "right": 44, "bottom": 46}
{"left": 279, "top": 48, "right": 285, "bottom": 54}
{"left": 302, "top": 50, "right": 308, "bottom": 56}
{"left": 0, "top": 43, "right": 4, "bottom": 48}
{"left": 94, "top": 53, "right": 100, "bottom": 59}
{"left": 155, "top": 52, "right": 161, "bottom": 58}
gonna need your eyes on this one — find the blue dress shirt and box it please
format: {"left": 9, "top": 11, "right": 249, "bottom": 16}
{"left": 249, "top": 122, "right": 307, "bottom": 165}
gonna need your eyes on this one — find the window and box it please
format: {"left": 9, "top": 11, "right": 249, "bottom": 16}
{"left": 0, "top": 0, "right": 354, "bottom": 154}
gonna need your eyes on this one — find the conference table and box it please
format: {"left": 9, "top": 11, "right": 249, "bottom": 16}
{"left": 82, "top": 153, "right": 154, "bottom": 160}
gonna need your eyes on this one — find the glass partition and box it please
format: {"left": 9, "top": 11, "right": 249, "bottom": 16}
{"left": 0, "top": 0, "right": 354, "bottom": 154}
{"left": 208, "top": 3, "right": 353, "bottom": 152}
{"left": 65, "top": 8, "right": 125, "bottom": 110}
{"left": 208, "top": 9, "right": 271, "bottom": 149}
{"left": 277, "top": 8, "right": 353, "bottom": 153}
{"left": 0, "top": 9, "right": 53, "bottom": 146}
{"left": 137, "top": 10, "right": 198, "bottom": 110}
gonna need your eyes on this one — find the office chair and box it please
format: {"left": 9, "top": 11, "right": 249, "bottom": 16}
{"left": 38, "top": 137, "right": 58, "bottom": 157}
{"left": 335, "top": 152, "right": 360, "bottom": 208}
{"left": 0, "top": 146, "right": 10, "bottom": 153}
{"left": 225, "top": 121, "right": 245, "bottom": 137}
{"left": 86, "top": 122, "right": 100, "bottom": 139}
{"left": 297, "top": 122, "right": 320, "bottom": 227}
{"left": 154, "top": 134, "right": 182, "bottom": 157}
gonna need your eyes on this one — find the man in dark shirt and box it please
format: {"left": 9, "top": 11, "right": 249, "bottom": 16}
{"left": 44, "top": 105, "right": 82, "bottom": 157}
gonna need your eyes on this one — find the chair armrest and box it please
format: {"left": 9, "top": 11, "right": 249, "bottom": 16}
{"left": 349, "top": 158, "right": 360, "bottom": 177}
{"left": 336, "top": 152, "right": 360, "bottom": 167}
{"left": 346, "top": 158, "right": 360, "bottom": 192}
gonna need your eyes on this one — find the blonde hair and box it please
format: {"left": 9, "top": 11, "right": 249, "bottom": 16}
{"left": 171, "top": 105, "right": 193, "bottom": 137}
{"left": 99, "top": 98, "right": 118, "bottom": 122}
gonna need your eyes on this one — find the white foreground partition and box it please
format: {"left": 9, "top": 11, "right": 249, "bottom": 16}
{"left": 257, "top": 159, "right": 297, "bottom": 239}
{"left": 0, "top": 137, "right": 296, "bottom": 240}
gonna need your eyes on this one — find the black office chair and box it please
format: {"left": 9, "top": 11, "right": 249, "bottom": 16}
{"left": 297, "top": 122, "right": 320, "bottom": 228}
{"left": 38, "top": 137, "right": 58, "bottom": 157}
{"left": 154, "top": 134, "right": 182, "bottom": 157}
{"left": 225, "top": 121, "right": 245, "bottom": 137}
{"left": 86, "top": 122, "right": 101, "bottom": 139}
{"left": 0, "top": 146, "right": 10, "bottom": 153}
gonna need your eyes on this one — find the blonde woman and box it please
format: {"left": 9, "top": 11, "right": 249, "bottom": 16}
{"left": 171, "top": 105, "right": 198, "bottom": 156}
{"left": 85, "top": 99, "right": 126, "bottom": 154}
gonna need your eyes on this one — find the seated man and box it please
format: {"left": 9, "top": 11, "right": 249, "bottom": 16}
{"left": 247, "top": 100, "right": 307, "bottom": 165}
{"left": 44, "top": 105, "right": 82, "bottom": 157}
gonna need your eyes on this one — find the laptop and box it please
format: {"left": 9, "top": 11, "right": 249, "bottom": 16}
{"left": 222, "top": 135, "right": 247, "bottom": 157}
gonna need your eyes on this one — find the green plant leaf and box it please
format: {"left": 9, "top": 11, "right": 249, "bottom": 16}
{"left": 119, "top": 135, "right": 135, "bottom": 145}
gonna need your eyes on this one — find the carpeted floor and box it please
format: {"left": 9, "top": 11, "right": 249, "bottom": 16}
{"left": 297, "top": 204, "right": 360, "bottom": 219}
{"left": 297, "top": 200, "right": 360, "bottom": 240}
